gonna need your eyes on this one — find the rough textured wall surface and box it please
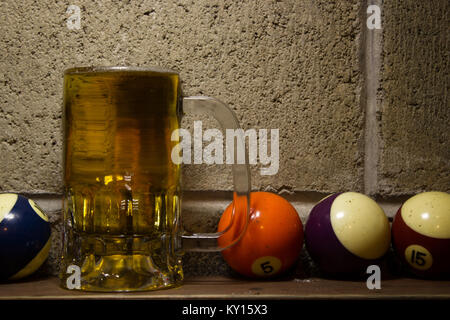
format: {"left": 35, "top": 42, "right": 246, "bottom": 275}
{"left": 0, "top": 0, "right": 363, "bottom": 194}
{"left": 378, "top": 1, "right": 449, "bottom": 195}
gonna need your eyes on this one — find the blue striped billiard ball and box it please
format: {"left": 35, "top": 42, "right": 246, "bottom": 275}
{"left": 0, "top": 193, "right": 51, "bottom": 280}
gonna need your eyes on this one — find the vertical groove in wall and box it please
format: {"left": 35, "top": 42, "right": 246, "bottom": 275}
{"left": 363, "top": 0, "right": 383, "bottom": 196}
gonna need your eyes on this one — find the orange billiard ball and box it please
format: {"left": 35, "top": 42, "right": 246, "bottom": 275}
{"left": 217, "top": 192, "right": 304, "bottom": 278}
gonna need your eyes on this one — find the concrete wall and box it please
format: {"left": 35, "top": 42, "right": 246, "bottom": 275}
{"left": 378, "top": 0, "right": 449, "bottom": 196}
{"left": 0, "top": 1, "right": 448, "bottom": 276}
{"left": 1, "top": 0, "right": 364, "bottom": 194}
{"left": 2, "top": 1, "right": 446, "bottom": 197}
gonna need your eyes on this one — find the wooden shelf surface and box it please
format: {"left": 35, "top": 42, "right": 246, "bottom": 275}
{"left": 0, "top": 276, "right": 449, "bottom": 300}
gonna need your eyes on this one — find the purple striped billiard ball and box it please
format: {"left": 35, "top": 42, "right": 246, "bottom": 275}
{"left": 305, "top": 192, "right": 391, "bottom": 277}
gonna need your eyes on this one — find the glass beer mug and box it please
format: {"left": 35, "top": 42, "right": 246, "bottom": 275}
{"left": 60, "top": 66, "right": 250, "bottom": 292}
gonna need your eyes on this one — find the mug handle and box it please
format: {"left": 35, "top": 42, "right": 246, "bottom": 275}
{"left": 180, "top": 96, "right": 251, "bottom": 252}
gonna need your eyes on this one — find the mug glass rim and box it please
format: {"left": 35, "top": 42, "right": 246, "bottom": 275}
{"left": 64, "top": 66, "right": 179, "bottom": 75}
